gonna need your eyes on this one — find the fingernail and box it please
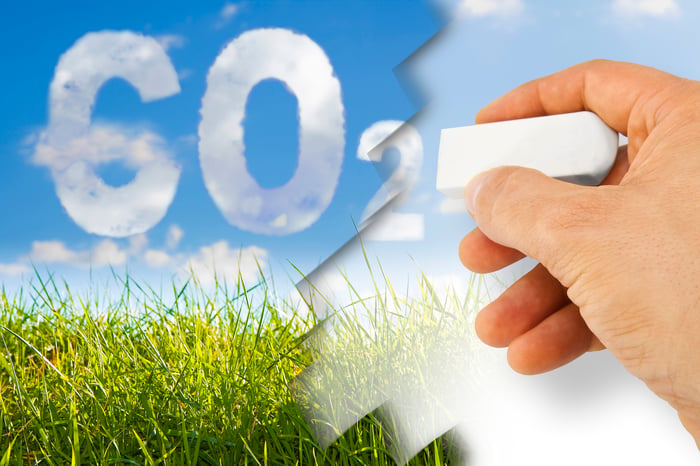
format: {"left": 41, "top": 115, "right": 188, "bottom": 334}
{"left": 464, "top": 172, "right": 486, "bottom": 215}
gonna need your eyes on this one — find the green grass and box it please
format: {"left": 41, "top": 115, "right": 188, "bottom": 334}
{"left": 0, "top": 266, "right": 485, "bottom": 465}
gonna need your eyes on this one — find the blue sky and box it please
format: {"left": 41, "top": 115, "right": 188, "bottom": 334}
{"left": 7, "top": 0, "right": 699, "bottom": 300}
{"left": 0, "top": 0, "right": 437, "bottom": 291}
{"left": 3, "top": 0, "right": 700, "bottom": 293}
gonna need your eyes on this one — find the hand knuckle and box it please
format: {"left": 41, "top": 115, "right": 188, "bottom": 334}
{"left": 543, "top": 188, "right": 619, "bottom": 232}
{"left": 486, "top": 168, "right": 531, "bottom": 220}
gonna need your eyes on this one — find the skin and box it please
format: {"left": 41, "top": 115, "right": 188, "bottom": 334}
{"left": 458, "top": 59, "right": 700, "bottom": 447}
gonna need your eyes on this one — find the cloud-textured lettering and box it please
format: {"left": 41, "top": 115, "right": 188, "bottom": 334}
{"left": 199, "top": 28, "right": 344, "bottom": 235}
{"left": 35, "top": 31, "right": 181, "bottom": 237}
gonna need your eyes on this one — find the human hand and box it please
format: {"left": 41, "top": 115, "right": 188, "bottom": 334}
{"left": 458, "top": 59, "right": 700, "bottom": 445}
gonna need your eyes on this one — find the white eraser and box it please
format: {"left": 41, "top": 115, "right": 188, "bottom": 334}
{"left": 436, "top": 111, "right": 619, "bottom": 199}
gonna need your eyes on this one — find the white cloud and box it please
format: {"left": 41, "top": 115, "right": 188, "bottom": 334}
{"left": 91, "top": 240, "right": 129, "bottom": 267}
{"left": 144, "top": 249, "right": 174, "bottom": 268}
{"left": 154, "top": 34, "right": 186, "bottom": 51}
{"left": 0, "top": 263, "right": 30, "bottom": 276}
{"left": 34, "top": 125, "right": 168, "bottom": 169}
{"left": 438, "top": 197, "right": 467, "bottom": 214}
{"left": 165, "top": 224, "right": 184, "bottom": 250}
{"left": 183, "top": 242, "right": 267, "bottom": 286}
{"left": 612, "top": 0, "right": 679, "bottom": 17}
{"left": 128, "top": 233, "right": 148, "bottom": 254}
{"left": 29, "top": 241, "right": 76, "bottom": 264}
{"left": 28, "top": 239, "right": 128, "bottom": 268}
{"left": 457, "top": 0, "right": 524, "bottom": 17}
{"left": 38, "top": 31, "right": 181, "bottom": 238}
{"left": 216, "top": 2, "right": 239, "bottom": 28}
{"left": 0, "top": 232, "right": 263, "bottom": 279}
{"left": 0, "top": 237, "right": 136, "bottom": 274}
{"left": 199, "top": 28, "right": 344, "bottom": 235}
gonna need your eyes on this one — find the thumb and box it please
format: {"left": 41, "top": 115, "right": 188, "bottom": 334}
{"left": 465, "top": 166, "right": 607, "bottom": 276}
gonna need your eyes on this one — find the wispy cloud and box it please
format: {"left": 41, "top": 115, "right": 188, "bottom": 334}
{"left": 28, "top": 239, "right": 128, "bottom": 268}
{"left": 183, "top": 242, "right": 267, "bottom": 286}
{"left": 138, "top": 224, "right": 183, "bottom": 267}
{"left": 216, "top": 2, "right": 239, "bottom": 28}
{"left": 612, "top": 0, "right": 679, "bottom": 17}
{"left": 0, "top": 236, "right": 136, "bottom": 276}
{"left": 0, "top": 204, "right": 266, "bottom": 284}
{"left": 144, "top": 249, "right": 174, "bottom": 268}
{"left": 457, "top": 0, "right": 524, "bottom": 17}
{"left": 34, "top": 125, "right": 173, "bottom": 173}
{"left": 128, "top": 233, "right": 148, "bottom": 254}
{"left": 165, "top": 225, "right": 184, "bottom": 250}
{"left": 0, "top": 263, "right": 31, "bottom": 277}
{"left": 33, "top": 124, "right": 181, "bottom": 238}
{"left": 175, "top": 134, "right": 198, "bottom": 147}
{"left": 154, "top": 34, "right": 186, "bottom": 51}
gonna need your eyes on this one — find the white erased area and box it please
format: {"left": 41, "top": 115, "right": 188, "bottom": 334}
{"left": 457, "top": 347, "right": 698, "bottom": 465}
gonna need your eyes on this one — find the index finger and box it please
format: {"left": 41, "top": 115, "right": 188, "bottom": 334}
{"left": 476, "top": 59, "right": 684, "bottom": 148}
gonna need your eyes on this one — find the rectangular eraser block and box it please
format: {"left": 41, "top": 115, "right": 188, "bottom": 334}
{"left": 436, "top": 111, "right": 619, "bottom": 199}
